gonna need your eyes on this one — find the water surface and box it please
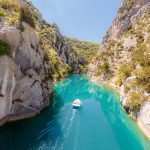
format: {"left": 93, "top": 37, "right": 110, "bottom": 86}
{"left": 0, "top": 74, "right": 150, "bottom": 150}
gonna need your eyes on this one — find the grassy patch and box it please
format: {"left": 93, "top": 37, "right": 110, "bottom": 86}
{"left": 16, "top": 21, "right": 25, "bottom": 31}
{"left": 0, "top": 0, "right": 19, "bottom": 12}
{"left": 0, "top": 41, "right": 11, "bottom": 55}
{"left": 8, "top": 18, "right": 17, "bottom": 26}
{"left": 47, "top": 48, "right": 71, "bottom": 81}
{"left": 66, "top": 38, "right": 99, "bottom": 65}
{"left": 135, "top": 67, "right": 150, "bottom": 93}
{"left": 20, "top": 4, "right": 36, "bottom": 28}
{"left": 0, "top": 8, "right": 5, "bottom": 16}
{"left": 117, "top": 64, "right": 132, "bottom": 86}
{"left": 127, "top": 92, "right": 145, "bottom": 113}
{"left": 101, "top": 61, "right": 109, "bottom": 73}
{"left": 132, "top": 44, "right": 150, "bottom": 67}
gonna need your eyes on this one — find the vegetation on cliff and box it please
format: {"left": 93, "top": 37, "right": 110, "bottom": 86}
{"left": 66, "top": 38, "right": 99, "bottom": 71}
{"left": 20, "top": 3, "right": 36, "bottom": 28}
{"left": 39, "top": 24, "right": 72, "bottom": 80}
{"left": 89, "top": 1, "right": 150, "bottom": 114}
{"left": 0, "top": 41, "right": 10, "bottom": 55}
{"left": 0, "top": 0, "right": 98, "bottom": 81}
{"left": 0, "top": 0, "right": 19, "bottom": 12}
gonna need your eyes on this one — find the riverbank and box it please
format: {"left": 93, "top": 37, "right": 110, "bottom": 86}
{"left": 90, "top": 76, "right": 150, "bottom": 141}
{"left": 0, "top": 101, "right": 50, "bottom": 127}
{"left": 0, "top": 111, "right": 38, "bottom": 127}
{"left": 138, "top": 118, "right": 150, "bottom": 141}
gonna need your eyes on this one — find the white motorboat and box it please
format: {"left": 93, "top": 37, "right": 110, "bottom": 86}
{"left": 72, "top": 99, "right": 81, "bottom": 109}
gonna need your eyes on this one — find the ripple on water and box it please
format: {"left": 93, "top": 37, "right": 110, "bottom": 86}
{"left": 0, "top": 74, "right": 150, "bottom": 150}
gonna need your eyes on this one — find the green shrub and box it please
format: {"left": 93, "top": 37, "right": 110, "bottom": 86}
{"left": 8, "top": 18, "right": 17, "bottom": 26}
{"left": 137, "top": 34, "right": 144, "bottom": 44}
{"left": 45, "top": 48, "right": 71, "bottom": 81}
{"left": 16, "top": 21, "right": 25, "bottom": 31}
{"left": 101, "top": 61, "right": 109, "bottom": 73}
{"left": 116, "top": 78, "right": 122, "bottom": 87}
{"left": 132, "top": 45, "right": 150, "bottom": 67}
{"left": 136, "top": 67, "right": 150, "bottom": 93}
{"left": 20, "top": 4, "right": 36, "bottom": 28}
{"left": 116, "top": 64, "right": 132, "bottom": 86}
{"left": 127, "top": 92, "right": 145, "bottom": 113}
{"left": 0, "top": 8, "right": 5, "bottom": 16}
{"left": 0, "top": 41, "right": 11, "bottom": 55}
{"left": 118, "top": 65, "right": 132, "bottom": 80}
{"left": 0, "top": 0, "right": 19, "bottom": 12}
{"left": 126, "top": 1, "right": 134, "bottom": 11}
{"left": 127, "top": 25, "right": 132, "bottom": 31}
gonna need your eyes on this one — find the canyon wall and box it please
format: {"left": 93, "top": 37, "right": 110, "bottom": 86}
{"left": 0, "top": 0, "right": 87, "bottom": 125}
{"left": 88, "top": 0, "right": 150, "bottom": 138}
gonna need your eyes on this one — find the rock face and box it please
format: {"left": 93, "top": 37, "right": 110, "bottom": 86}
{"left": 88, "top": 0, "right": 150, "bottom": 138}
{"left": 138, "top": 102, "right": 150, "bottom": 131}
{"left": 40, "top": 23, "right": 85, "bottom": 80}
{"left": 0, "top": 0, "right": 86, "bottom": 125}
{"left": 0, "top": 22, "right": 52, "bottom": 125}
{"left": 103, "top": 0, "right": 150, "bottom": 42}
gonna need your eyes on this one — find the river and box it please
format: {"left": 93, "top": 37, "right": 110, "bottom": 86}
{"left": 0, "top": 74, "right": 150, "bottom": 150}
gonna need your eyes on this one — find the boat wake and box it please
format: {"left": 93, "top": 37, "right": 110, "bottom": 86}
{"left": 53, "top": 106, "right": 78, "bottom": 150}
{"left": 71, "top": 109, "right": 76, "bottom": 121}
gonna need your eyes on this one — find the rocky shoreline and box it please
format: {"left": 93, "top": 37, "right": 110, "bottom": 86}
{"left": 0, "top": 111, "right": 38, "bottom": 126}
{"left": 0, "top": 89, "right": 54, "bottom": 127}
{"left": 88, "top": 0, "right": 150, "bottom": 141}
{"left": 0, "top": 80, "right": 53, "bottom": 126}
{"left": 138, "top": 118, "right": 150, "bottom": 140}
{"left": 90, "top": 76, "right": 150, "bottom": 141}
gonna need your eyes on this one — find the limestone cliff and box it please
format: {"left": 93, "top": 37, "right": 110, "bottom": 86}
{"left": 0, "top": 21, "right": 52, "bottom": 125}
{"left": 40, "top": 24, "right": 85, "bottom": 80}
{"left": 66, "top": 38, "right": 99, "bottom": 72}
{"left": 0, "top": 0, "right": 87, "bottom": 125}
{"left": 88, "top": 0, "right": 150, "bottom": 138}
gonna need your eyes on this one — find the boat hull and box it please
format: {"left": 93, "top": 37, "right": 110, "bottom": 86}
{"left": 72, "top": 105, "right": 80, "bottom": 109}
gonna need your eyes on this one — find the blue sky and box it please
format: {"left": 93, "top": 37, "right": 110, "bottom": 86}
{"left": 31, "top": 0, "right": 121, "bottom": 43}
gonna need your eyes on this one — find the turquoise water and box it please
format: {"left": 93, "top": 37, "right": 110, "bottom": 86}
{"left": 0, "top": 74, "right": 150, "bottom": 150}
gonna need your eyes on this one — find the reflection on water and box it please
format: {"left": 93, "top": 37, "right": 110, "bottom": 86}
{"left": 0, "top": 74, "right": 150, "bottom": 150}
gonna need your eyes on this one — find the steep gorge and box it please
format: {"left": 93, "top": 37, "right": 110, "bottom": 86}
{"left": 0, "top": 0, "right": 149, "bottom": 141}
{"left": 88, "top": 0, "right": 150, "bottom": 138}
{"left": 0, "top": 0, "right": 98, "bottom": 125}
